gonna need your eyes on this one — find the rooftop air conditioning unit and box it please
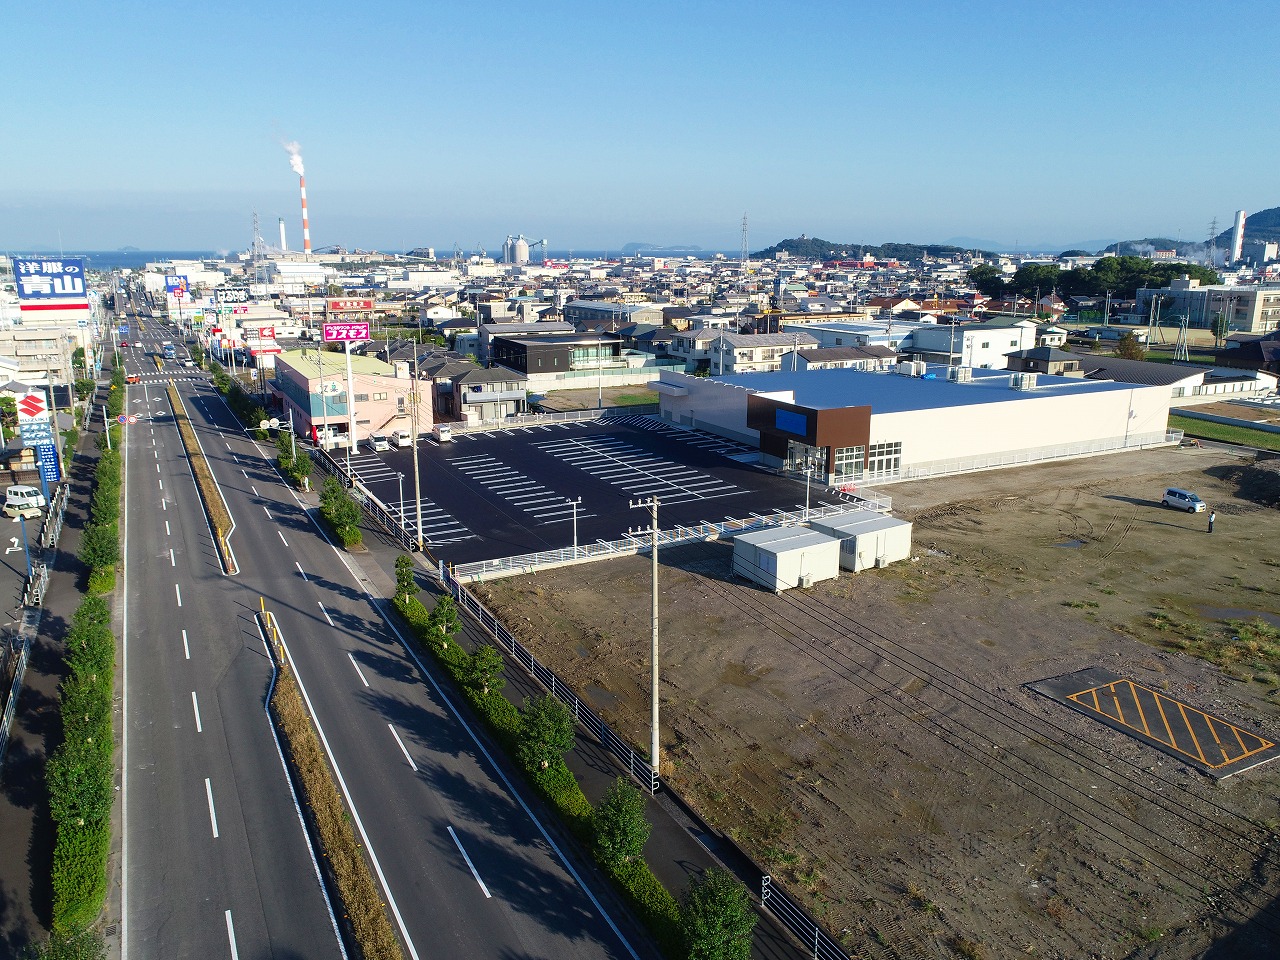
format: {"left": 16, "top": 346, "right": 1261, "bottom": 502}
{"left": 946, "top": 366, "right": 972, "bottom": 383}
{"left": 896, "top": 360, "right": 926, "bottom": 378}
{"left": 798, "top": 573, "right": 813, "bottom": 589}
{"left": 1010, "top": 372, "right": 1039, "bottom": 391}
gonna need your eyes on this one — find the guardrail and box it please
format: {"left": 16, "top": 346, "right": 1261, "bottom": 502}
{"left": 22, "top": 563, "right": 48, "bottom": 608}
{"left": 39, "top": 484, "right": 69, "bottom": 549}
{"left": 440, "top": 564, "right": 660, "bottom": 793}
{"left": 450, "top": 501, "right": 879, "bottom": 583}
{"left": 762, "top": 876, "right": 850, "bottom": 960}
{"left": 444, "top": 407, "right": 618, "bottom": 438}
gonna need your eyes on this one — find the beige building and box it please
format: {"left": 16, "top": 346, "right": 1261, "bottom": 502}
{"left": 272, "top": 348, "right": 428, "bottom": 449}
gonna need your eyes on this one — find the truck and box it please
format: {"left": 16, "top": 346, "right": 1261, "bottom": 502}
{"left": 162, "top": 341, "right": 176, "bottom": 360}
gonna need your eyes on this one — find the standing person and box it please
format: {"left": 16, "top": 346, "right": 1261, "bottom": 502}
{"left": 1208, "top": 510, "right": 1216, "bottom": 534}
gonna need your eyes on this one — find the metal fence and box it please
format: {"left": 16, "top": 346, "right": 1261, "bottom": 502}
{"left": 762, "top": 875, "right": 851, "bottom": 960}
{"left": 440, "top": 563, "right": 660, "bottom": 793}
{"left": 451, "top": 500, "right": 880, "bottom": 583}
{"left": 309, "top": 448, "right": 418, "bottom": 552}
{"left": 39, "top": 483, "right": 69, "bottom": 549}
{"left": 892, "top": 429, "right": 1180, "bottom": 483}
{"left": 0, "top": 635, "right": 30, "bottom": 775}
{"left": 22, "top": 563, "right": 48, "bottom": 608}
{"left": 445, "top": 406, "right": 622, "bottom": 438}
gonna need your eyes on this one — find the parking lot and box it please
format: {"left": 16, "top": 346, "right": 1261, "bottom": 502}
{"left": 340, "top": 417, "right": 851, "bottom": 564}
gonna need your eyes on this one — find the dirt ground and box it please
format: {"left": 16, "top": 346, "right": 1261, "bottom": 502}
{"left": 476, "top": 445, "right": 1280, "bottom": 959}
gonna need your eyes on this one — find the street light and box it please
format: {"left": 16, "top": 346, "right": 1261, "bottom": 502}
{"left": 397, "top": 472, "right": 405, "bottom": 530}
{"left": 571, "top": 496, "right": 581, "bottom": 552}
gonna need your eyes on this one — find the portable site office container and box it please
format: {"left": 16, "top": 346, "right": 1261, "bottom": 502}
{"left": 808, "top": 512, "right": 913, "bottom": 573}
{"left": 731, "top": 527, "right": 841, "bottom": 592}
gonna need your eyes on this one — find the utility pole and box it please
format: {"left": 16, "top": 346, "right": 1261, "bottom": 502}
{"left": 410, "top": 352, "right": 424, "bottom": 550}
{"left": 630, "top": 496, "right": 661, "bottom": 781}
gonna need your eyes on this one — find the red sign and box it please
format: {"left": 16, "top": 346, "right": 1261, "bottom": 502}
{"left": 254, "top": 326, "right": 275, "bottom": 340}
{"left": 322, "top": 321, "right": 370, "bottom": 342}
{"left": 327, "top": 298, "right": 374, "bottom": 312}
{"left": 17, "top": 393, "right": 47, "bottom": 419}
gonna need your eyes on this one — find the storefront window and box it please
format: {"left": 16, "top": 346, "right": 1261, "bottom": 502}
{"left": 866, "top": 441, "right": 902, "bottom": 479}
{"left": 834, "top": 445, "right": 864, "bottom": 480}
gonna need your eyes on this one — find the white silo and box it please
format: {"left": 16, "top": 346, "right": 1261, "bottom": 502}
{"left": 513, "top": 236, "right": 530, "bottom": 265}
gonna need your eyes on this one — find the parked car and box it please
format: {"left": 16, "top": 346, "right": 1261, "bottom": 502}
{"left": 391, "top": 429, "right": 413, "bottom": 447}
{"left": 368, "top": 433, "right": 391, "bottom": 452}
{"left": 1162, "top": 487, "right": 1206, "bottom": 512}
{"left": 4, "top": 485, "right": 47, "bottom": 519}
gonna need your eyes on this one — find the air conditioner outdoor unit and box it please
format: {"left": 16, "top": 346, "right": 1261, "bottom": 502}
{"left": 1011, "top": 372, "right": 1038, "bottom": 391}
{"left": 946, "top": 366, "right": 972, "bottom": 382}
{"left": 798, "top": 573, "right": 813, "bottom": 588}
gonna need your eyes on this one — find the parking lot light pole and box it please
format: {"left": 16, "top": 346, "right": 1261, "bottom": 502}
{"left": 630, "top": 495, "right": 661, "bottom": 782}
{"left": 571, "top": 497, "right": 581, "bottom": 552}
{"left": 397, "top": 472, "right": 405, "bottom": 529}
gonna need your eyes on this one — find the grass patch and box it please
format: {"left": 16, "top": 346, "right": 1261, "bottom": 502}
{"left": 1143, "top": 611, "right": 1280, "bottom": 681}
{"left": 1168, "top": 415, "right": 1280, "bottom": 453}
{"left": 270, "top": 652, "right": 403, "bottom": 959}
{"left": 612, "top": 391, "right": 659, "bottom": 407}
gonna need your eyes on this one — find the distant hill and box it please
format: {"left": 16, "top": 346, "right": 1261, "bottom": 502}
{"left": 620, "top": 241, "right": 703, "bottom": 254}
{"left": 1104, "top": 206, "right": 1280, "bottom": 257}
{"left": 753, "top": 236, "right": 984, "bottom": 261}
{"left": 1213, "top": 206, "right": 1280, "bottom": 247}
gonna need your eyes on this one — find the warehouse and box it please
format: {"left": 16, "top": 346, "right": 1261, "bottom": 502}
{"left": 650, "top": 363, "right": 1176, "bottom": 485}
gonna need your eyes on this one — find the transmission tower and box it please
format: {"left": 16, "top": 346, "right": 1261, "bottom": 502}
{"left": 1207, "top": 217, "right": 1219, "bottom": 268}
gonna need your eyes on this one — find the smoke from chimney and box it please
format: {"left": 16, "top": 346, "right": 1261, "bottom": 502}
{"left": 283, "top": 140, "right": 305, "bottom": 176}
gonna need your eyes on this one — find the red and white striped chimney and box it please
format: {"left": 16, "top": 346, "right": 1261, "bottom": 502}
{"left": 299, "top": 175, "right": 312, "bottom": 256}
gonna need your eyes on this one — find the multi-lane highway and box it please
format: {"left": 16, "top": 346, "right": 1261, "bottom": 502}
{"left": 120, "top": 321, "right": 647, "bottom": 958}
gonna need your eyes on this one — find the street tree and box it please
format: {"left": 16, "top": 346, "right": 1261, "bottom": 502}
{"left": 680, "top": 867, "right": 757, "bottom": 960}
{"left": 395, "top": 553, "right": 416, "bottom": 602}
{"left": 461, "top": 644, "right": 505, "bottom": 696}
{"left": 591, "top": 777, "right": 651, "bottom": 869}
{"left": 80, "top": 524, "right": 119, "bottom": 571}
{"left": 1114, "top": 332, "right": 1147, "bottom": 361}
{"left": 428, "top": 594, "right": 461, "bottom": 649}
{"left": 517, "top": 694, "right": 575, "bottom": 772}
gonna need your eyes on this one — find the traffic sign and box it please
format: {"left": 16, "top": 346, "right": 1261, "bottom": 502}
{"left": 117, "top": 415, "right": 128, "bottom": 424}
{"left": 128, "top": 415, "right": 138, "bottom": 424}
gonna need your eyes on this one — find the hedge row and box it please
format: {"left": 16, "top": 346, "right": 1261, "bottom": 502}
{"left": 209, "top": 363, "right": 267, "bottom": 439}
{"left": 392, "top": 589, "right": 684, "bottom": 954}
{"left": 318, "top": 476, "right": 363, "bottom": 549}
{"left": 166, "top": 384, "right": 233, "bottom": 569}
{"left": 84, "top": 422, "right": 122, "bottom": 593}
{"left": 269, "top": 650, "right": 403, "bottom": 959}
{"left": 48, "top": 595, "right": 116, "bottom": 934}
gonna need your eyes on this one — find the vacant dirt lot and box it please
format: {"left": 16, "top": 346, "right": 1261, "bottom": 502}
{"left": 477, "top": 446, "right": 1280, "bottom": 959}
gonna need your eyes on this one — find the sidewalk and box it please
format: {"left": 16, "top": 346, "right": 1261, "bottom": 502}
{"left": 345, "top": 521, "right": 807, "bottom": 960}
{"left": 0, "top": 392, "right": 109, "bottom": 952}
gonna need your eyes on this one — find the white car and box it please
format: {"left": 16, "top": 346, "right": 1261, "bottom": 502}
{"left": 369, "top": 433, "right": 391, "bottom": 452}
{"left": 391, "top": 429, "right": 413, "bottom": 447}
{"left": 4, "top": 484, "right": 47, "bottom": 519}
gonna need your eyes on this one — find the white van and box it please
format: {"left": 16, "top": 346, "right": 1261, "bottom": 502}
{"left": 1162, "top": 487, "right": 1206, "bottom": 513}
{"left": 369, "top": 433, "right": 391, "bottom": 452}
{"left": 392, "top": 429, "right": 413, "bottom": 447}
{"left": 4, "top": 485, "right": 47, "bottom": 519}
{"left": 434, "top": 424, "right": 453, "bottom": 443}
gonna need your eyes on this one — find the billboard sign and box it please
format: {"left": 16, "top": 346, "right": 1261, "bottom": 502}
{"left": 165, "top": 275, "right": 189, "bottom": 295}
{"left": 216, "top": 286, "right": 249, "bottom": 304}
{"left": 322, "top": 322, "right": 370, "bottom": 342}
{"left": 327, "top": 298, "right": 373, "bottom": 313}
{"left": 16, "top": 389, "right": 60, "bottom": 483}
{"left": 14, "top": 258, "right": 89, "bottom": 313}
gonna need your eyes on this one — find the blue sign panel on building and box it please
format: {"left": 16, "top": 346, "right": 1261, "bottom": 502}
{"left": 36, "top": 444, "right": 62, "bottom": 483}
{"left": 13, "top": 258, "right": 88, "bottom": 305}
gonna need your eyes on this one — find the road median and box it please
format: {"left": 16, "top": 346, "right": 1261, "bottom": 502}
{"left": 166, "top": 383, "right": 237, "bottom": 573}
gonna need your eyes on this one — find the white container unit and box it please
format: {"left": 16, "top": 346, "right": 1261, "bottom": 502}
{"left": 732, "top": 527, "right": 841, "bottom": 592}
{"left": 808, "top": 512, "right": 913, "bottom": 573}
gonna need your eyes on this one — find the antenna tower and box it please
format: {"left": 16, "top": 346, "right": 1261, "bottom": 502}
{"left": 740, "top": 212, "right": 749, "bottom": 272}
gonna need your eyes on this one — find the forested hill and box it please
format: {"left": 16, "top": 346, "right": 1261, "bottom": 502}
{"left": 1214, "top": 206, "right": 1280, "bottom": 247}
{"left": 753, "top": 237, "right": 984, "bottom": 261}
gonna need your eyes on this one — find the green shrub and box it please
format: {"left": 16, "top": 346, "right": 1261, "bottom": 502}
{"left": 460, "top": 644, "right": 505, "bottom": 696}
{"left": 51, "top": 820, "right": 110, "bottom": 933}
{"left": 86, "top": 568, "right": 115, "bottom": 595}
{"left": 517, "top": 694, "right": 576, "bottom": 774}
{"left": 680, "top": 868, "right": 757, "bottom": 960}
{"left": 592, "top": 778, "right": 652, "bottom": 868}
{"left": 71, "top": 596, "right": 111, "bottom": 630}
{"left": 79, "top": 525, "right": 118, "bottom": 570}
{"left": 20, "top": 924, "right": 107, "bottom": 960}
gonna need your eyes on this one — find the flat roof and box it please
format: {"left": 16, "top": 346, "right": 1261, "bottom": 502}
{"left": 735, "top": 527, "right": 839, "bottom": 551}
{"left": 278, "top": 348, "right": 395, "bottom": 378}
{"left": 708, "top": 365, "right": 1147, "bottom": 414}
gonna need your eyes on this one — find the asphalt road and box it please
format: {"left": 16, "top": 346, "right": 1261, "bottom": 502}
{"left": 121, "top": 338, "right": 344, "bottom": 958}
{"left": 164, "top": 368, "right": 649, "bottom": 959}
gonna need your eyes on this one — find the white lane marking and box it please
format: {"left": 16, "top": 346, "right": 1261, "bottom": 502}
{"left": 225, "top": 442, "right": 230, "bottom": 450}
{"left": 165, "top": 520, "right": 170, "bottom": 535}
{"left": 272, "top": 620, "right": 420, "bottom": 959}
{"left": 161, "top": 499, "right": 166, "bottom": 511}
{"left": 263, "top": 507, "right": 272, "bottom": 520}
{"left": 191, "top": 691, "right": 202, "bottom": 733}
{"left": 175, "top": 583, "right": 182, "bottom": 607}
{"left": 447, "top": 826, "right": 491, "bottom": 898}
{"left": 318, "top": 602, "right": 334, "bottom": 626}
{"left": 251, "top": 485, "right": 259, "bottom": 496}
{"left": 182, "top": 629, "right": 190, "bottom": 660}
{"left": 295, "top": 562, "right": 308, "bottom": 581}
{"left": 348, "top": 653, "right": 370, "bottom": 687}
{"left": 169, "top": 548, "right": 175, "bottom": 567}
{"left": 156, "top": 463, "right": 160, "bottom": 473}
{"left": 278, "top": 530, "right": 288, "bottom": 546}
{"left": 389, "top": 724, "right": 418, "bottom": 771}
{"left": 158, "top": 478, "right": 163, "bottom": 490}
{"left": 154, "top": 450, "right": 158, "bottom": 459}
{"left": 225, "top": 910, "right": 239, "bottom": 960}
{"left": 242, "top": 470, "right": 249, "bottom": 479}
{"left": 205, "top": 778, "right": 219, "bottom": 838}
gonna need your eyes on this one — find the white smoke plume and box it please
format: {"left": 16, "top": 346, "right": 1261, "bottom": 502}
{"left": 283, "top": 140, "right": 305, "bottom": 177}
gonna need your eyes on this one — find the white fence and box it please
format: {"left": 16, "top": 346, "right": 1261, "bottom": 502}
{"left": 890, "top": 430, "right": 1181, "bottom": 484}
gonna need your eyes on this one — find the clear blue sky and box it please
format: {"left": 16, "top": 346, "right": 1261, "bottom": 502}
{"left": 5, "top": 0, "right": 1278, "bottom": 253}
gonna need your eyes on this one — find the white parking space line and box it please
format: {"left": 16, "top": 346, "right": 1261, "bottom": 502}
{"left": 318, "top": 602, "right": 334, "bottom": 626}
{"left": 348, "top": 653, "right": 370, "bottom": 687}
{"left": 388, "top": 724, "right": 418, "bottom": 771}
{"left": 251, "top": 486, "right": 259, "bottom": 496}
{"left": 263, "top": 506, "right": 272, "bottom": 519}
{"left": 447, "top": 826, "right": 492, "bottom": 898}
{"left": 242, "top": 470, "right": 249, "bottom": 479}
{"left": 191, "top": 691, "right": 203, "bottom": 732}
{"left": 205, "top": 778, "right": 219, "bottom": 837}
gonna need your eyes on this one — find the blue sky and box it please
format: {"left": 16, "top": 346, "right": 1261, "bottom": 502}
{"left": 4, "top": 0, "right": 1278, "bottom": 253}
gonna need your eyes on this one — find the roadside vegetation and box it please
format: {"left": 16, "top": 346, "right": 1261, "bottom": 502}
{"left": 318, "top": 476, "right": 363, "bottom": 548}
{"left": 1168, "top": 414, "right": 1280, "bottom": 454}
{"left": 167, "top": 385, "right": 234, "bottom": 568}
{"left": 274, "top": 429, "right": 314, "bottom": 489}
{"left": 1145, "top": 612, "right": 1280, "bottom": 687}
{"left": 391, "top": 559, "right": 757, "bottom": 958}
{"left": 268, "top": 627, "right": 403, "bottom": 960}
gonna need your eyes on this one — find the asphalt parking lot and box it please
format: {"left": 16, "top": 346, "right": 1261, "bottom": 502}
{"left": 340, "top": 416, "right": 853, "bottom": 564}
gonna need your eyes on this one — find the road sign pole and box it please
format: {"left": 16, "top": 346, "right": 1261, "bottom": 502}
{"left": 18, "top": 515, "right": 32, "bottom": 581}
{"left": 344, "top": 339, "right": 356, "bottom": 473}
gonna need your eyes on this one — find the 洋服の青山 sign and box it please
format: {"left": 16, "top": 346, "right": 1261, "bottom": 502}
{"left": 327, "top": 298, "right": 373, "bottom": 312}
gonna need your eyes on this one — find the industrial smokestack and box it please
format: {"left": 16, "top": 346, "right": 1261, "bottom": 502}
{"left": 283, "top": 140, "right": 311, "bottom": 257}
{"left": 1230, "top": 210, "right": 1246, "bottom": 264}
{"left": 278, "top": 217, "right": 287, "bottom": 252}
